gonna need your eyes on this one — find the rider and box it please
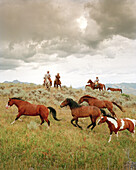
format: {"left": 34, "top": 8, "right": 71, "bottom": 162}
{"left": 94, "top": 77, "right": 99, "bottom": 87}
{"left": 44, "top": 71, "right": 52, "bottom": 86}
{"left": 55, "top": 73, "right": 60, "bottom": 81}
{"left": 54, "top": 73, "right": 61, "bottom": 86}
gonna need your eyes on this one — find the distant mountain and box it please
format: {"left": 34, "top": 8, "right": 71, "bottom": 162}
{"left": 106, "top": 83, "right": 136, "bottom": 95}
{"left": 3, "top": 80, "right": 30, "bottom": 84}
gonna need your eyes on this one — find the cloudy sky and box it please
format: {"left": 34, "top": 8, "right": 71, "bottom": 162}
{"left": 0, "top": 0, "right": 136, "bottom": 87}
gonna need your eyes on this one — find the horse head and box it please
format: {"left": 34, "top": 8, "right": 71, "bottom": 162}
{"left": 87, "top": 79, "right": 93, "bottom": 84}
{"left": 6, "top": 97, "right": 21, "bottom": 108}
{"left": 97, "top": 115, "right": 107, "bottom": 125}
{"left": 60, "top": 98, "right": 72, "bottom": 108}
{"left": 60, "top": 98, "right": 81, "bottom": 109}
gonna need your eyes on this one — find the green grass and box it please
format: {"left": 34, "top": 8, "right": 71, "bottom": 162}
{"left": 0, "top": 89, "right": 136, "bottom": 169}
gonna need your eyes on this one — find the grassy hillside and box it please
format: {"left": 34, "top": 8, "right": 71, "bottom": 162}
{"left": 0, "top": 83, "right": 136, "bottom": 169}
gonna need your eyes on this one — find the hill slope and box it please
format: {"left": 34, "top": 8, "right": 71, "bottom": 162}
{"left": 106, "top": 83, "right": 136, "bottom": 95}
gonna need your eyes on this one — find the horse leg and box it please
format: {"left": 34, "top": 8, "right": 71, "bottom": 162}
{"left": 71, "top": 118, "right": 77, "bottom": 127}
{"left": 87, "top": 116, "right": 96, "bottom": 130}
{"left": 11, "top": 113, "right": 22, "bottom": 124}
{"left": 75, "top": 119, "right": 83, "bottom": 130}
{"left": 44, "top": 117, "right": 50, "bottom": 126}
{"left": 116, "top": 132, "right": 118, "bottom": 140}
{"left": 108, "top": 131, "right": 113, "bottom": 143}
{"left": 87, "top": 123, "right": 93, "bottom": 129}
{"left": 40, "top": 115, "right": 44, "bottom": 125}
{"left": 91, "top": 122, "right": 96, "bottom": 130}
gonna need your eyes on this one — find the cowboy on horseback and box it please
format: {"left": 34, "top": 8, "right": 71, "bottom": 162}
{"left": 54, "top": 73, "right": 61, "bottom": 88}
{"left": 43, "top": 71, "right": 52, "bottom": 86}
{"left": 94, "top": 77, "right": 99, "bottom": 87}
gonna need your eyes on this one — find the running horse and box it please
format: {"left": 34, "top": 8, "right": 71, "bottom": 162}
{"left": 6, "top": 98, "right": 61, "bottom": 126}
{"left": 98, "top": 114, "right": 136, "bottom": 142}
{"left": 60, "top": 98, "right": 105, "bottom": 130}
{"left": 86, "top": 79, "right": 106, "bottom": 91}
{"left": 107, "top": 87, "right": 122, "bottom": 93}
{"left": 78, "top": 95, "right": 124, "bottom": 117}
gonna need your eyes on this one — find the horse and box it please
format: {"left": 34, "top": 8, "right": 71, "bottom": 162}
{"left": 43, "top": 75, "right": 51, "bottom": 90}
{"left": 6, "top": 97, "right": 61, "bottom": 126}
{"left": 60, "top": 98, "right": 105, "bottom": 130}
{"left": 86, "top": 79, "right": 106, "bottom": 91}
{"left": 54, "top": 78, "right": 61, "bottom": 88}
{"left": 78, "top": 95, "right": 124, "bottom": 117}
{"left": 98, "top": 114, "right": 136, "bottom": 142}
{"left": 107, "top": 87, "right": 122, "bottom": 93}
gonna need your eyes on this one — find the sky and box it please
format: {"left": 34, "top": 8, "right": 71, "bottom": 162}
{"left": 0, "top": 0, "right": 136, "bottom": 88}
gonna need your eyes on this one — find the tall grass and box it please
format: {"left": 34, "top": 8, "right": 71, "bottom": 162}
{"left": 0, "top": 84, "right": 136, "bottom": 169}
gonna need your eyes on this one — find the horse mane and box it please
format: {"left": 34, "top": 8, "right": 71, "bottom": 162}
{"left": 11, "top": 97, "right": 24, "bottom": 101}
{"left": 104, "top": 114, "right": 117, "bottom": 121}
{"left": 81, "top": 95, "right": 97, "bottom": 100}
{"left": 67, "top": 98, "right": 82, "bottom": 109}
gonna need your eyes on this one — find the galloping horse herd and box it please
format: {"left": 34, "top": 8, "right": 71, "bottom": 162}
{"left": 5, "top": 80, "right": 136, "bottom": 143}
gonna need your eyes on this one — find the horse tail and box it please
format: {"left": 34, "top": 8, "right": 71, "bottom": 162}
{"left": 112, "top": 102, "right": 123, "bottom": 112}
{"left": 100, "top": 109, "right": 106, "bottom": 115}
{"left": 48, "top": 107, "right": 61, "bottom": 121}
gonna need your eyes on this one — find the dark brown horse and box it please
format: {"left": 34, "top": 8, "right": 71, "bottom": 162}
{"left": 54, "top": 77, "right": 61, "bottom": 88}
{"left": 98, "top": 114, "right": 136, "bottom": 142}
{"left": 60, "top": 98, "right": 105, "bottom": 130}
{"left": 86, "top": 79, "right": 106, "bottom": 91}
{"left": 107, "top": 87, "right": 122, "bottom": 93}
{"left": 6, "top": 98, "right": 60, "bottom": 126}
{"left": 78, "top": 95, "right": 124, "bottom": 117}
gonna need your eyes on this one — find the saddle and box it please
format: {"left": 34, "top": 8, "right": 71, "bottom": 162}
{"left": 95, "top": 83, "right": 99, "bottom": 87}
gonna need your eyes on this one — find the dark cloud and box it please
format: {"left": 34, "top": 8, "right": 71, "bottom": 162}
{"left": 0, "top": 0, "right": 136, "bottom": 70}
{"left": 85, "top": 0, "right": 136, "bottom": 40}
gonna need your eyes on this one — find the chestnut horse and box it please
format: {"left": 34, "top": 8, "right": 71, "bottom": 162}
{"left": 78, "top": 95, "right": 123, "bottom": 116}
{"left": 6, "top": 98, "right": 61, "bottom": 126}
{"left": 60, "top": 98, "right": 105, "bottom": 130}
{"left": 107, "top": 87, "right": 122, "bottom": 93}
{"left": 54, "top": 78, "right": 61, "bottom": 88}
{"left": 98, "top": 114, "right": 136, "bottom": 142}
{"left": 86, "top": 79, "right": 106, "bottom": 91}
{"left": 78, "top": 95, "right": 124, "bottom": 117}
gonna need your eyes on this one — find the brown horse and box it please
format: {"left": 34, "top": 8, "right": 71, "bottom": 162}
{"left": 60, "top": 98, "right": 105, "bottom": 130}
{"left": 6, "top": 98, "right": 61, "bottom": 126}
{"left": 54, "top": 78, "right": 61, "bottom": 88}
{"left": 107, "top": 87, "right": 122, "bottom": 93}
{"left": 98, "top": 114, "right": 136, "bottom": 142}
{"left": 78, "top": 95, "right": 124, "bottom": 117}
{"left": 86, "top": 79, "right": 106, "bottom": 91}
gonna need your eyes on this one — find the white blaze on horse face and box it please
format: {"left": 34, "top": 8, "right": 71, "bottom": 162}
{"left": 97, "top": 116, "right": 103, "bottom": 125}
{"left": 107, "top": 117, "right": 118, "bottom": 129}
{"left": 6, "top": 104, "right": 10, "bottom": 109}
